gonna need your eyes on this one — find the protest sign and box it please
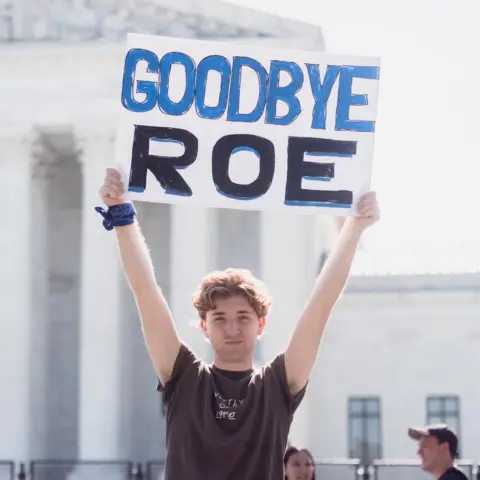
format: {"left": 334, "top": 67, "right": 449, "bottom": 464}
{"left": 115, "top": 33, "right": 380, "bottom": 215}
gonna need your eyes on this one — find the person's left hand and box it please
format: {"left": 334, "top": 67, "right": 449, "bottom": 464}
{"left": 351, "top": 191, "right": 380, "bottom": 230}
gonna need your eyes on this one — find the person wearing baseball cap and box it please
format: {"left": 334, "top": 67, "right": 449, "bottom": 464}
{"left": 408, "top": 424, "right": 467, "bottom": 479}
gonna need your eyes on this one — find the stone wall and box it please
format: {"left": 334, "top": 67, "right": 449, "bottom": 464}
{"left": 1, "top": 0, "right": 272, "bottom": 41}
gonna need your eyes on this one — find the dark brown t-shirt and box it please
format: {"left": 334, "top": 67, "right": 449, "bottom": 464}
{"left": 157, "top": 344, "right": 306, "bottom": 480}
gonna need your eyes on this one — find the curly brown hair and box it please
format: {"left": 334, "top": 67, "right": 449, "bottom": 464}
{"left": 192, "top": 268, "right": 272, "bottom": 320}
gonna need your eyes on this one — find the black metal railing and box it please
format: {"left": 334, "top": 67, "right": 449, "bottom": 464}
{"left": 0, "top": 459, "right": 477, "bottom": 480}
{"left": 145, "top": 461, "right": 164, "bottom": 480}
{"left": 371, "top": 460, "right": 477, "bottom": 480}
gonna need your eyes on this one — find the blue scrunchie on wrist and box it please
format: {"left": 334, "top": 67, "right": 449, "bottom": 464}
{"left": 95, "top": 203, "right": 136, "bottom": 231}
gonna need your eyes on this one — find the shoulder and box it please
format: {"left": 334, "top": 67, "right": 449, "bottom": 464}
{"left": 157, "top": 343, "right": 212, "bottom": 416}
{"left": 259, "top": 352, "right": 307, "bottom": 413}
{"left": 261, "top": 352, "right": 286, "bottom": 376}
{"left": 157, "top": 343, "right": 207, "bottom": 392}
{"left": 261, "top": 352, "right": 298, "bottom": 389}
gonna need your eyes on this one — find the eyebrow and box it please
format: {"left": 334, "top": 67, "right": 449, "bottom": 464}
{"left": 212, "top": 310, "right": 252, "bottom": 316}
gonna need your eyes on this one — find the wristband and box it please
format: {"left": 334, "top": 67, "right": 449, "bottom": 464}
{"left": 95, "top": 203, "right": 136, "bottom": 231}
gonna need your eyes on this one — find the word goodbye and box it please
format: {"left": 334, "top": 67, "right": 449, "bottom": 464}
{"left": 121, "top": 49, "right": 380, "bottom": 133}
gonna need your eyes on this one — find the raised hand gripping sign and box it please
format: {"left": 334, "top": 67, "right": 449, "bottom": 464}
{"left": 115, "top": 32, "right": 380, "bottom": 215}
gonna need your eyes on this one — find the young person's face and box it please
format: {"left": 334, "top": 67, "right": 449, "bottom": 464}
{"left": 201, "top": 295, "right": 265, "bottom": 368}
{"left": 285, "top": 451, "right": 315, "bottom": 480}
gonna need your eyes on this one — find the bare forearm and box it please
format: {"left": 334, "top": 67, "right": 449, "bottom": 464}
{"left": 306, "top": 217, "right": 362, "bottom": 315}
{"left": 115, "top": 220, "right": 181, "bottom": 382}
{"left": 99, "top": 172, "right": 181, "bottom": 383}
{"left": 285, "top": 217, "right": 363, "bottom": 392}
{"left": 115, "top": 220, "right": 158, "bottom": 294}
{"left": 285, "top": 192, "right": 378, "bottom": 392}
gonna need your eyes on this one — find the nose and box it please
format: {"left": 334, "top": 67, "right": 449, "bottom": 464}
{"left": 224, "top": 319, "right": 240, "bottom": 336}
{"left": 299, "top": 466, "right": 308, "bottom": 475}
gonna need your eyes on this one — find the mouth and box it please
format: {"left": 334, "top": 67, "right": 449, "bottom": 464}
{"left": 225, "top": 340, "right": 243, "bottom": 345}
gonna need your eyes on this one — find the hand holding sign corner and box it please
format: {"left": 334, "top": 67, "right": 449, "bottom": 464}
{"left": 117, "top": 33, "right": 380, "bottom": 216}
{"left": 352, "top": 191, "right": 380, "bottom": 230}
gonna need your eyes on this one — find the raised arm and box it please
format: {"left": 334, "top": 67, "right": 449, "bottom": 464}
{"left": 284, "top": 192, "right": 380, "bottom": 393}
{"left": 99, "top": 168, "right": 181, "bottom": 386}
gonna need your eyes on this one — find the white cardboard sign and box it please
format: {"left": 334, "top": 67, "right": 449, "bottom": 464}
{"left": 115, "top": 33, "right": 381, "bottom": 215}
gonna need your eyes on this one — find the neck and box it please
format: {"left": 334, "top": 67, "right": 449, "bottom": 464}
{"left": 213, "top": 356, "right": 254, "bottom": 371}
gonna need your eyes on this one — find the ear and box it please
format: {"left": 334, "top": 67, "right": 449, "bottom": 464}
{"left": 440, "top": 441, "right": 450, "bottom": 455}
{"left": 258, "top": 316, "right": 266, "bottom": 336}
{"left": 200, "top": 318, "right": 209, "bottom": 338}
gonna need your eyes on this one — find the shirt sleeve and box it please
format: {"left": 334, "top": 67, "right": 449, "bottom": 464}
{"left": 156, "top": 343, "right": 199, "bottom": 411}
{"left": 264, "top": 352, "right": 307, "bottom": 414}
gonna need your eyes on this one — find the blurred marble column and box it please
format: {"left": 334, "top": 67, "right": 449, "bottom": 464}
{"left": 0, "top": 125, "right": 36, "bottom": 462}
{"left": 75, "top": 125, "right": 122, "bottom": 462}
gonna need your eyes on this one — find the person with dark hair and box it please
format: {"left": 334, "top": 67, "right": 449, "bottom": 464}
{"left": 284, "top": 446, "right": 316, "bottom": 480}
{"left": 408, "top": 424, "right": 468, "bottom": 479}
